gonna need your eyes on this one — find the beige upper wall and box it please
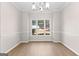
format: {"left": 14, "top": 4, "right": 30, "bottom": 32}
{"left": 62, "top": 2, "right": 79, "bottom": 55}
{"left": 0, "top": 2, "right": 21, "bottom": 53}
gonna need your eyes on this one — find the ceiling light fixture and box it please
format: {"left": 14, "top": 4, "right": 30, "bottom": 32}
{"left": 32, "top": 2, "right": 49, "bottom": 11}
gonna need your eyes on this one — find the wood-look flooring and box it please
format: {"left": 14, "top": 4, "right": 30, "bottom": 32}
{"left": 8, "top": 41, "right": 77, "bottom": 56}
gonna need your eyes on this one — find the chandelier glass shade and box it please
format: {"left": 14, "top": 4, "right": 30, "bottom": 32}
{"left": 32, "top": 2, "right": 49, "bottom": 11}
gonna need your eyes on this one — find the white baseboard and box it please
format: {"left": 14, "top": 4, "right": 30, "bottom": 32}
{"left": 29, "top": 40, "right": 53, "bottom": 42}
{"left": 52, "top": 40, "right": 61, "bottom": 43}
{"left": 61, "top": 42, "right": 79, "bottom": 56}
{"left": 21, "top": 40, "right": 61, "bottom": 43}
{"left": 20, "top": 41, "right": 29, "bottom": 43}
{"left": 4, "top": 41, "right": 21, "bottom": 53}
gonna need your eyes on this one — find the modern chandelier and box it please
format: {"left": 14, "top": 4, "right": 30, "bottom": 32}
{"left": 32, "top": 2, "right": 50, "bottom": 11}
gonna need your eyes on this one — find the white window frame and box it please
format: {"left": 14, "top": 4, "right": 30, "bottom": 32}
{"left": 32, "top": 19, "right": 51, "bottom": 36}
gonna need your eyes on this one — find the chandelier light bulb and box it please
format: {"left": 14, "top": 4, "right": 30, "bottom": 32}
{"left": 40, "top": 7, "right": 43, "bottom": 11}
{"left": 46, "top": 2, "right": 49, "bottom": 9}
{"left": 32, "top": 3, "right": 36, "bottom": 10}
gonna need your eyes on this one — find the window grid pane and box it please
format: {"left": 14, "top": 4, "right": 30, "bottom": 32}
{"left": 38, "top": 20, "right": 44, "bottom": 35}
{"left": 32, "top": 20, "right": 50, "bottom": 35}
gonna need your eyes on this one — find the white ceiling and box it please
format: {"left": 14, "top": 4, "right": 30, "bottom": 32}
{"left": 11, "top": 2, "right": 70, "bottom": 13}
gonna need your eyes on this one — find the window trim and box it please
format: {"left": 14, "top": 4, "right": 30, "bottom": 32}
{"left": 32, "top": 19, "right": 51, "bottom": 36}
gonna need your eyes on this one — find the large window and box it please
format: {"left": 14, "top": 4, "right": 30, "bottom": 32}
{"left": 32, "top": 20, "right": 50, "bottom": 35}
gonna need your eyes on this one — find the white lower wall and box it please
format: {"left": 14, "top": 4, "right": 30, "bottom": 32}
{"left": 62, "top": 2, "right": 79, "bottom": 55}
{"left": 0, "top": 2, "right": 21, "bottom": 53}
